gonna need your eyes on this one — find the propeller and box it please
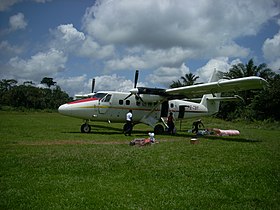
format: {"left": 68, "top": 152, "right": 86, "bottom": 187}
{"left": 134, "top": 70, "right": 139, "bottom": 88}
{"left": 124, "top": 70, "right": 141, "bottom": 101}
{"left": 124, "top": 70, "right": 167, "bottom": 102}
{"left": 91, "top": 78, "right": 95, "bottom": 93}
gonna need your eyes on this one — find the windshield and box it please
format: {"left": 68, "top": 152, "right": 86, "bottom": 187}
{"left": 91, "top": 93, "right": 107, "bottom": 99}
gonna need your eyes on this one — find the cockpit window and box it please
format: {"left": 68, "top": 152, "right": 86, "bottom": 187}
{"left": 103, "top": 94, "right": 112, "bottom": 102}
{"left": 91, "top": 93, "right": 107, "bottom": 99}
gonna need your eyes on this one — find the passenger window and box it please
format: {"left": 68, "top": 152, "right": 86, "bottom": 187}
{"left": 119, "top": 100, "right": 124, "bottom": 105}
{"left": 136, "top": 101, "right": 141, "bottom": 106}
{"left": 170, "top": 103, "right": 174, "bottom": 108}
{"left": 126, "top": 100, "right": 130, "bottom": 105}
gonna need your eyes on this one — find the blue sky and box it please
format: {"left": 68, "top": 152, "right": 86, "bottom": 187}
{"left": 0, "top": 0, "right": 279, "bottom": 96}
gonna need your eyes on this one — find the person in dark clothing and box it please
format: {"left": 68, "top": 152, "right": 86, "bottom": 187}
{"left": 192, "top": 119, "right": 204, "bottom": 134}
{"left": 167, "top": 112, "right": 175, "bottom": 134}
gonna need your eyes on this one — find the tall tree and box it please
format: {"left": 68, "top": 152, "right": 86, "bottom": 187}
{"left": 218, "top": 59, "right": 276, "bottom": 120}
{"left": 224, "top": 58, "right": 274, "bottom": 80}
{"left": 181, "top": 73, "right": 199, "bottom": 86}
{"left": 170, "top": 72, "right": 199, "bottom": 88}
{"left": 0, "top": 79, "right": 17, "bottom": 92}
{"left": 170, "top": 80, "right": 183, "bottom": 88}
{"left": 250, "top": 74, "right": 280, "bottom": 121}
{"left": 41, "top": 77, "right": 56, "bottom": 88}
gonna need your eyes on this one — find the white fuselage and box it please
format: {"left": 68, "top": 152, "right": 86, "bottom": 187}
{"left": 58, "top": 91, "right": 213, "bottom": 127}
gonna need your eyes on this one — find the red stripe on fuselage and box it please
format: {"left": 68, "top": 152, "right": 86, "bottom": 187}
{"left": 67, "top": 97, "right": 99, "bottom": 104}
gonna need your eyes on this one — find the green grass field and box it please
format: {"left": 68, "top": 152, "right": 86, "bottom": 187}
{"left": 0, "top": 111, "right": 279, "bottom": 209}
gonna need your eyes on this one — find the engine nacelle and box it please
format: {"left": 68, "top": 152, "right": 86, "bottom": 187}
{"left": 140, "top": 94, "right": 164, "bottom": 102}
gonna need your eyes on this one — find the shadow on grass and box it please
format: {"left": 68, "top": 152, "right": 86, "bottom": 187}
{"left": 62, "top": 124, "right": 150, "bottom": 136}
{"left": 62, "top": 124, "right": 261, "bottom": 143}
{"left": 174, "top": 132, "right": 261, "bottom": 143}
{"left": 205, "top": 135, "right": 261, "bottom": 143}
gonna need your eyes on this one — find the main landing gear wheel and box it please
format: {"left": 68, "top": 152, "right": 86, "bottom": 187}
{"left": 81, "top": 123, "right": 91, "bottom": 133}
{"left": 154, "top": 124, "right": 164, "bottom": 135}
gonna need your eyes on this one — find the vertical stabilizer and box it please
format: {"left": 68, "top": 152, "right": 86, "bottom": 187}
{"left": 208, "top": 69, "right": 224, "bottom": 83}
{"left": 200, "top": 69, "right": 224, "bottom": 114}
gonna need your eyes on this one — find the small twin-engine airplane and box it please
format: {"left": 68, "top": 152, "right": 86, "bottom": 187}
{"left": 58, "top": 70, "right": 267, "bottom": 134}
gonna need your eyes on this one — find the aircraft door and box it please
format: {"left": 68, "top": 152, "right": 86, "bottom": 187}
{"left": 178, "top": 106, "right": 185, "bottom": 119}
{"left": 99, "top": 94, "right": 111, "bottom": 114}
{"left": 160, "top": 101, "right": 169, "bottom": 117}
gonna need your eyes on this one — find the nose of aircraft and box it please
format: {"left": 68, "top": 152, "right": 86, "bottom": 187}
{"left": 58, "top": 104, "right": 70, "bottom": 116}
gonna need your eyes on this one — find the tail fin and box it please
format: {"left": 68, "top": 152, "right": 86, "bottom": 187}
{"left": 208, "top": 68, "right": 224, "bottom": 83}
{"left": 200, "top": 69, "right": 224, "bottom": 114}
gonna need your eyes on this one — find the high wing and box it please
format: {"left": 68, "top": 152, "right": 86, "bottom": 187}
{"left": 165, "top": 76, "right": 267, "bottom": 97}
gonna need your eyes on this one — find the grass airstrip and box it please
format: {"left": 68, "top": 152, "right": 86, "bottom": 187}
{"left": 0, "top": 111, "right": 279, "bottom": 209}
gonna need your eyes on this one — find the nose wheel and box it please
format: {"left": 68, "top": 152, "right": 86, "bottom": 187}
{"left": 154, "top": 124, "right": 164, "bottom": 135}
{"left": 81, "top": 123, "right": 91, "bottom": 133}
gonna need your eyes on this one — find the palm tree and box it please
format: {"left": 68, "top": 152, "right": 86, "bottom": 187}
{"left": 170, "top": 72, "right": 200, "bottom": 88}
{"left": 181, "top": 72, "right": 199, "bottom": 86}
{"left": 224, "top": 58, "right": 274, "bottom": 80}
{"left": 170, "top": 80, "right": 183, "bottom": 88}
{"left": 224, "top": 59, "right": 275, "bottom": 106}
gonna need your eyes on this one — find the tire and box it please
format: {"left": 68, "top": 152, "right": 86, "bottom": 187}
{"left": 154, "top": 124, "right": 164, "bottom": 135}
{"left": 81, "top": 123, "right": 91, "bottom": 133}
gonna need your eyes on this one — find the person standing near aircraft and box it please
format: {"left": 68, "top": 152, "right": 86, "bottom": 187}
{"left": 167, "top": 112, "right": 175, "bottom": 134}
{"left": 192, "top": 119, "right": 204, "bottom": 134}
{"left": 124, "top": 110, "right": 133, "bottom": 136}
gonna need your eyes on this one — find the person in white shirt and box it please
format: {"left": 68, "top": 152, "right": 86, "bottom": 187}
{"left": 124, "top": 110, "right": 133, "bottom": 136}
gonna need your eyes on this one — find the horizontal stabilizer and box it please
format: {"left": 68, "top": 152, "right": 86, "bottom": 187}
{"left": 187, "top": 95, "right": 243, "bottom": 102}
{"left": 206, "top": 95, "right": 244, "bottom": 102}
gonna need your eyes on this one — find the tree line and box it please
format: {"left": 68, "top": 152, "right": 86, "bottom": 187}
{"left": 0, "top": 77, "right": 72, "bottom": 110}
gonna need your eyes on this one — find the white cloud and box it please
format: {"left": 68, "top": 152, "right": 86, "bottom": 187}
{"left": 56, "top": 74, "right": 147, "bottom": 96}
{"left": 149, "top": 63, "right": 190, "bottom": 87}
{"left": 7, "top": 48, "right": 67, "bottom": 81}
{"left": 0, "top": 41, "right": 23, "bottom": 55}
{"left": 268, "top": 58, "right": 280, "bottom": 71}
{"left": 9, "top": 12, "right": 27, "bottom": 31}
{"left": 33, "top": 0, "right": 52, "bottom": 3}
{"left": 55, "top": 75, "right": 89, "bottom": 97}
{"left": 78, "top": 36, "right": 115, "bottom": 59}
{"left": 215, "top": 41, "right": 250, "bottom": 58}
{"left": 56, "top": 24, "right": 85, "bottom": 43}
{"left": 0, "top": 0, "right": 52, "bottom": 11}
{"left": 50, "top": 24, "right": 85, "bottom": 52}
{"left": 94, "top": 74, "right": 146, "bottom": 92}
{"left": 105, "top": 47, "right": 192, "bottom": 72}
{"left": 0, "top": 0, "right": 21, "bottom": 11}
{"left": 50, "top": 24, "right": 114, "bottom": 59}
{"left": 83, "top": 0, "right": 279, "bottom": 59}
{"left": 262, "top": 30, "right": 280, "bottom": 71}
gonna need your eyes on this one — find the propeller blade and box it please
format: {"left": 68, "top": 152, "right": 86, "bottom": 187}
{"left": 135, "top": 94, "right": 144, "bottom": 103}
{"left": 134, "top": 70, "right": 139, "bottom": 88}
{"left": 124, "top": 93, "right": 133, "bottom": 100}
{"left": 91, "top": 78, "right": 95, "bottom": 93}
